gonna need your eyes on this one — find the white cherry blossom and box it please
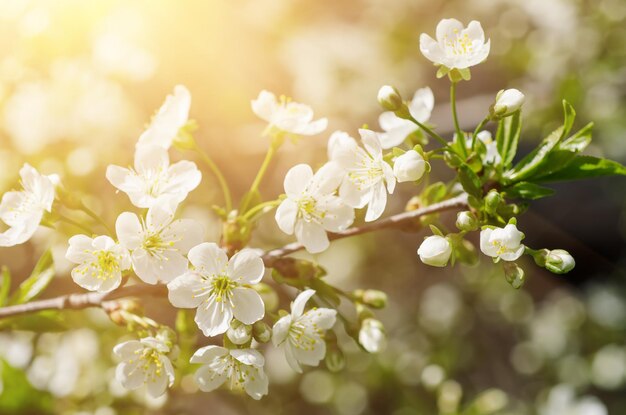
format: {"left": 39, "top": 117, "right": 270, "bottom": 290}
{"left": 106, "top": 144, "right": 201, "bottom": 209}
{"left": 65, "top": 235, "right": 131, "bottom": 293}
{"left": 251, "top": 90, "right": 327, "bottom": 136}
{"left": 0, "top": 164, "right": 56, "bottom": 247}
{"left": 275, "top": 163, "right": 354, "bottom": 254}
{"left": 419, "top": 19, "right": 490, "bottom": 70}
{"left": 137, "top": 85, "right": 191, "bottom": 149}
{"left": 272, "top": 289, "right": 337, "bottom": 373}
{"left": 116, "top": 197, "right": 203, "bottom": 284}
{"left": 167, "top": 243, "right": 265, "bottom": 337}
{"left": 328, "top": 130, "right": 396, "bottom": 222}
{"left": 378, "top": 87, "right": 434, "bottom": 149}
{"left": 480, "top": 224, "right": 525, "bottom": 261}
{"left": 191, "top": 345, "right": 268, "bottom": 400}
{"left": 113, "top": 336, "right": 175, "bottom": 398}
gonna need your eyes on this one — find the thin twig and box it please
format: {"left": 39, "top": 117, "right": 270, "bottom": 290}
{"left": 0, "top": 194, "right": 468, "bottom": 319}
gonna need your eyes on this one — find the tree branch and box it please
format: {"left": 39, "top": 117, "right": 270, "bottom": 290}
{"left": 0, "top": 194, "right": 467, "bottom": 319}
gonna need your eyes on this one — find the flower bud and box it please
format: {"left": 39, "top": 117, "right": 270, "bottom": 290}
{"left": 393, "top": 150, "right": 428, "bottom": 182}
{"left": 455, "top": 211, "right": 478, "bottom": 231}
{"left": 545, "top": 249, "right": 575, "bottom": 274}
{"left": 226, "top": 320, "right": 252, "bottom": 345}
{"left": 484, "top": 190, "right": 502, "bottom": 215}
{"left": 361, "top": 289, "right": 388, "bottom": 309}
{"left": 325, "top": 348, "right": 346, "bottom": 372}
{"left": 417, "top": 235, "right": 452, "bottom": 267}
{"left": 503, "top": 262, "right": 525, "bottom": 289}
{"left": 377, "top": 85, "right": 403, "bottom": 111}
{"left": 252, "top": 321, "right": 272, "bottom": 343}
{"left": 491, "top": 89, "right": 525, "bottom": 118}
{"left": 358, "top": 318, "right": 387, "bottom": 353}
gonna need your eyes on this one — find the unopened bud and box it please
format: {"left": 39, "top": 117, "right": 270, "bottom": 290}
{"left": 325, "top": 348, "right": 346, "bottom": 372}
{"left": 226, "top": 320, "right": 252, "bottom": 345}
{"left": 484, "top": 190, "right": 502, "bottom": 215}
{"left": 417, "top": 235, "right": 452, "bottom": 267}
{"left": 393, "top": 150, "right": 428, "bottom": 182}
{"left": 503, "top": 262, "right": 525, "bottom": 289}
{"left": 358, "top": 318, "right": 387, "bottom": 353}
{"left": 377, "top": 85, "right": 403, "bottom": 111}
{"left": 252, "top": 321, "right": 272, "bottom": 343}
{"left": 545, "top": 249, "right": 575, "bottom": 274}
{"left": 361, "top": 290, "right": 388, "bottom": 309}
{"left": 491, "top": 89, "right": 525, "bottom": 118}
{"left": 455, "top": 211, "right": 478, "bottom": 231}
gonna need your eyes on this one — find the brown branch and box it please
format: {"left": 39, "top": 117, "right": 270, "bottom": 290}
{"left": 0, "top": 194, "right": 467, "bottom": 319}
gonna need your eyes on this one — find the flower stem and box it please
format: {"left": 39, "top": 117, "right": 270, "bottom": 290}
{"left": 407, "top": 115, "right": 449, "bottom": 148}
{"left": 450, "top": 82, "right": 466, "bottom": 157}
{"left": 242, "top": 199, "right": 281, "bottom": 221}
{"left": 78, "top": 202, "right": 112, "bottom": 234}
{"left": 58, "top": 214, "right": 93, "bottom": 234}
{"left": 240, "top": 135, "right": 282, "bottom": 213}
{"left": 471, "top": 117, "right": 490, "bottom": 151}
{"left": 193, "top": 145, "right": 233, "bottom": 213}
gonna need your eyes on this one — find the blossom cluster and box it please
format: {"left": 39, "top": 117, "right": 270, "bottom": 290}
{"left": 0, "top": 17, "right": 621, "bottom": 404}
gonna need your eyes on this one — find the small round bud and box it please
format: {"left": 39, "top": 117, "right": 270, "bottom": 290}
{"left": 361, "top": 290, "right": 388, "bottom": 309}
{"left": 252, "top": 321, "right": 272, "bottom": 343}
{"left": 455, "top": 211, "right": 478, "bottom": 231}
{"left": 545, "top": 249, "right": 575, "bottom": 274}
{"left": 358, "top": 318, "right": 387, "bottom": 353}
{"left": 491, "top": 89, "right": 525, "bottom": 118}
{"left": 226, "top": 321, "right": 252, "bottom": 345}
{"left": 325, "top": 348, "right": 346, "bottom": 372}
{"left": 417, "top": 235, "right": 452, "bottom": 267}
{"left": 484, "top": 190, "right": 502, "bottom": 215}
{"left": 393, "top": 150, "right": 428, "bottom": 182}
{"left": 503, "top": 262, "right": 525, "bottom": 289}
{"left": 377, "top": 85, "right": 403, "bottom": 111}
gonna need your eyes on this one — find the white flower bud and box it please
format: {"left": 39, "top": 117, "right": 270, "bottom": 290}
{"left": 456, "top": 211, "right": 478, "bottom": 231}
{"left": 226, "top": 321, "right": 252, "bottom": 345}
{"left": 393, "top": 150, "right": 427, "bottom": 182}
{"left": 545, "top": 249, "right": 575, "bottom": 274}
{"left": 377, "top": 85, "right": 403, "bottom": 111}
{"left": 417, "top": 235, "right": 452, "bottom": 267}
{"left": 492, "top": 89, "right": 525, "bottom": 117}
{"left": 358, "top": 318, "right": 387, "bottom": 353}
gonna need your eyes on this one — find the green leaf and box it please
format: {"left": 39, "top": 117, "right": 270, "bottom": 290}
{"left": 559, "top": 122, "right": 593, "bottom": 152}
{"left": 504, "top": 126, "right": 563, "bottom": 183}
{"left": 0, "top": 311, "right": 67, "bottom": 332}
{"left": 9, "top": 249, "right": 55, "bottom": 305}
{"left": 0, "top": 359, "right": 54, "bottom": 414}
{"left": 535, "top": 156, "right": 626, "bottom": 182}
{"left": 458, "top": 163, "right": 483, "bottom": 198}
{"left": 503, "top": 182, "right": 555, "bottom": 200}
{"left": 561, "top": 100, "right": 576, "bottom": 138}
{"left": 495, "top": 111, "right": 521, "bottom": 167}
{"left": 421, "top": 182, "right": 448, "bottom": 205}
{"left": 428, "top": 224, "right": 444, "bottom": 237}
{"left": 0, "top": 266, "right": 10, "bottom": 307}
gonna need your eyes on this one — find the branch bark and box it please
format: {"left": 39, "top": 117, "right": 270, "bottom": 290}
{"left": 0, "top": 194, "right": 467, "bottom": 319}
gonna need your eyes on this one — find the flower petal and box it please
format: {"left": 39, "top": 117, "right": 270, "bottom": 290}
{"left": 291, "top": 289, "right": 315, "bottom": 318}
{"left": 167, "top": 272, "right": 206, "bottom": 308}
{"left": 364, "top": 182, "right": 387, "bottom": 222}
{"left": 284, "top": 164, "right": 313, "bottom": 198}
{"left": 195, "top": 297, "right": 232, "bottom": 336}
{"left": 295, "top": 220, "right": 329, "bottom": 254}
{"left": 187, "top": 242, "right": 228, "bottom": 276}
{"left": 275, "top": 199, "right": 298, "bottom": 235}
{"left": 231, "top": 287, "right": 265, "bottom": 325}
{"left": 190, "top": 345, "right": 229, "bottom": 364}
{"left": 228, "top": 249, "right": 265, "bottom": 284}
{"left": 115, "top": 212, "right": 143, "bottom": 250}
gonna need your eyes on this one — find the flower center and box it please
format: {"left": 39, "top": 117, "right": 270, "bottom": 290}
{"left": 83, "top": 250, "right": 120, "bottom": 280}
{"left": 348, "top": 158, "right": 384, "bottom": 190}
{"left": 134, "top": 347, "right": 165, "bottom": 381}
{"left": 210, "top": 275, "right": 236, "bottom": 303}
{"left": 289, "top": 319, "right": 322, "bottom": 351}
{"left": 297, "top": 196, "right": 325, "bottom": 223}
{"left": 444, "top": 30, "right": 474, "bottom": 56}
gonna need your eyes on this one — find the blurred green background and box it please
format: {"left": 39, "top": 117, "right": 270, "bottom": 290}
{"left": 0, "top": 0, "right": 625, "bottom": 414}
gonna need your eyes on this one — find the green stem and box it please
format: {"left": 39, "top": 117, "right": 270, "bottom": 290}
{"left": 194, "top": 145, "right": 233, "bottom": 213}
{"left": 79, "top": 202, "right": 112, "bottom": 234}
{"left": 240, "top": 137, "right": 282, "bottom": 213}
{"left": 58, "top": 214, "right": 93, "bottom": 234}
{"left": 450, "top": 82, "right": 466, "bottom": 157}
{"left": 471, "top": 117, "right": 490, "bottom": 151}
{"left": 242, "top": 199, "right": 281, "bottom": 221}
{"left": 407, "top": 115, "right": 449, "bottom": 148}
